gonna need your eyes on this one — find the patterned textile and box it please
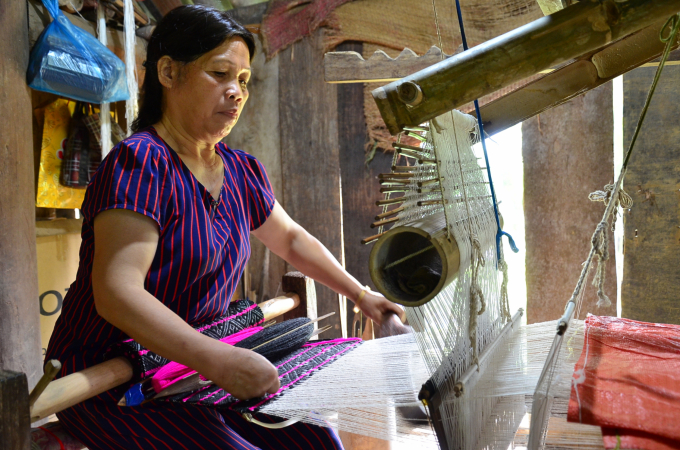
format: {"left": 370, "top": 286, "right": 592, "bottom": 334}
{"left": 107, "top": 299, "right": 264, "bottom": 381}
{"left": 568, "top": 315, "right": 680, "bottom": 450}
{"left": 163, "top": 338, "right": 362, "bottom": 413}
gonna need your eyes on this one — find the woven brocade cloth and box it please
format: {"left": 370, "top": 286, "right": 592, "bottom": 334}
{"left": 108, "top": 298, "right": 362, "bottom": 414}
{"left": 567, "top": 315, "right": 680, "bottom": 450}
{"left": 107, "top": 299, "right": 265, "bottom": 380}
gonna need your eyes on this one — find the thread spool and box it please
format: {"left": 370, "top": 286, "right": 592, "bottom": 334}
{"left": 369, "top": 218, "right": 460, "bottom": 307}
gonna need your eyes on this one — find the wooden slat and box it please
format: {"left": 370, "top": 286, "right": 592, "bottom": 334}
{"left": 279, "top": 29, "right": 343, "bottom": 338}
{"left": 0, "top": 371, "right": 30, "bottom": 450}
{"left": 325, "top": 46, "right": 452, "bottom": 84}
{"left": 522, "top": 84, "right": 617, "bottom": 324}
{"left": 0, "top": 0, "right": 42, "bottom": 391}
{"left": 621, "top": 66, "right": 680, "bottom": 324}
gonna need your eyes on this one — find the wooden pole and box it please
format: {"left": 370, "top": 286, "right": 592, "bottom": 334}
{"left": 372, "top": 0, "right": 680, "bottom": 134}
{"left": 0, "top": 0, "right": 42, "bottom": 390}
{"left": 29, "top": 293, "right": 305, "bottom": 422}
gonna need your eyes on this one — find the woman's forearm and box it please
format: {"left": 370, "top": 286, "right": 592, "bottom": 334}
{"left": 283, "top": 226, "right": 365, "bottom": 303}
{"left": 94, "top": 283, "right": 223, "bottom": 376}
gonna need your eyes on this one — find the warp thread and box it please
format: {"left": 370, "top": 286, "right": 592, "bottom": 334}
{"left": 469, "top": 234, "right": 486, "bottom": 363}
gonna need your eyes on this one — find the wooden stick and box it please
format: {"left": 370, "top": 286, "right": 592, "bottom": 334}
{"left": 379, "top": 187, "right": 408, "bottom": 194}
{"left": 417, "top": 178, "right": 441, "bottom": 187}
{"left": 362, "top": 231, "right": 388, "bottom": 245}
{"left": 390, "top": 165, "right": 419, "bottom": 172}
{"left": 374, "top": 206, "right": 404, "bottom": 221}
{"left": 379, "top": 178, "right": 412, "bottom": 185}
{"left": 28, "top": 360, "right": 61, "bottom": 409}
{"left": 371, "top": 216, "right": 400, "bottom": 228}
{"left": 393, "top": 142, "right": 426, "bottom": 152}
{"left": 378, "top": 172, "right": 414, "bottom": 179}
{"left": 30, "top": 295, "right": 303, "bottom": 422}
{"left": 376, "top": 196, "right": 407, "bottom": 206}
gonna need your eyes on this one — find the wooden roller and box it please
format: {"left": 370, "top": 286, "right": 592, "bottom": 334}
{"left": 30, "top": 272, "right": 313, "bottom": 423}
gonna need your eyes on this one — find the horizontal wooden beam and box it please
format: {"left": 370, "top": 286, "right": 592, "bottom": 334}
{"left": 481, "top": 19, "right": 680, "bottom": 136}
{"left": 372, "top": 0, "right": 680, "bottom": 134}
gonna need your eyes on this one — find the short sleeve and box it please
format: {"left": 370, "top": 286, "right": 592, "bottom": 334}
{"left": 83, "top": 136, "right": 170, "bottom": 229}
{"left": 240, "top": 153, "right": 276, "bottom": 230}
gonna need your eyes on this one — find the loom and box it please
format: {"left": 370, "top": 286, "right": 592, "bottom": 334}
{"left": 19, "top": 2, "right": 680, "bottom": 449}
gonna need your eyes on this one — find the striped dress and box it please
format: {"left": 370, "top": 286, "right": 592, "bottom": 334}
{"left": 46, "top": 128, "right": 343, "bottom": 450}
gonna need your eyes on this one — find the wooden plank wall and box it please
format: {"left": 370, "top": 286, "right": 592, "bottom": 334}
{"left": 621, "top": 67, "right": 680, "bottom": 324}
{"left": 0, "top": 0, "right": 42, "bottom": 388}
{"left": 278, "top": 29, "right": 344, "bottom": 337}
{"left": 226, "top": 36, "right": 287, "bottom": 303}
{"left": 522, "top": 83, "right": 617, "bottom": 324}
{"left": 336, "top": 42, "right": 394, "bottom": 334}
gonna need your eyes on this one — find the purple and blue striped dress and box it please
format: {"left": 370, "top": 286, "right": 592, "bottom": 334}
{"left": 46, "top": 128, "right": 343, "bottom": 450}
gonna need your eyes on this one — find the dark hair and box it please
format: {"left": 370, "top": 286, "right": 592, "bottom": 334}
{"left": 131, "top": 6, "right": 255, "bottom": 132}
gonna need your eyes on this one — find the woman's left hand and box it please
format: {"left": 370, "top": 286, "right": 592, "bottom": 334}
{"left": 356, "top": 290, "right": 406, "bottom": 326}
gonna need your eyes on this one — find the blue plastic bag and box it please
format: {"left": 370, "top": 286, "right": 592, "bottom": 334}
{"left": 27, "top": 0, "right": 129, "bottom": 103}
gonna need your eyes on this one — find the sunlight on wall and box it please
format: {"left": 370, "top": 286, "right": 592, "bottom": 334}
{"left": 475, "top": 124, "right": 527, "bottom": 321}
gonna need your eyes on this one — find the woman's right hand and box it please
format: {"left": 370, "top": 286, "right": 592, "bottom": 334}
{"left": 202, "top": 344, "right": 280, "bottom": 401}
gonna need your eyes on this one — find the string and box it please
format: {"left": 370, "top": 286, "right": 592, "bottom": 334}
{"left": 451, "top": 0, "right": 519, "bottom": 262}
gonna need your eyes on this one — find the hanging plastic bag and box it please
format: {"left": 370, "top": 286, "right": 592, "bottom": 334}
{"left": 27, "top": 0, "right": 129, "bottom": 103}
{"left": 36, "top": 99, "right": 86, "bottom": 209}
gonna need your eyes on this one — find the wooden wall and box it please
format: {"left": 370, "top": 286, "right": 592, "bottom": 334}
{"left": 621, "top": 66, "right": 680, "bottom": 324}
{"left": 0, "top": 0, "right": 42, "bottom": 388}
{"left": 522, "top": 83, "right": 618, "bottom": 324}
{"left": 228, "top": 36, "right": 393, "bottom": 338}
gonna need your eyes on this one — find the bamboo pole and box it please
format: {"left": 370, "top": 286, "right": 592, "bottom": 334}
{"left": 30, "top": 294, "right": 302, "bottom": 422}
{"left": 373, "top": 0, "right": 680, "bottom": 134}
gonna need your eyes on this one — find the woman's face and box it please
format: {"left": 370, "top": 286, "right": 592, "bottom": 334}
{"left": 163, "top": 37, "right": 251, "bottom": 142}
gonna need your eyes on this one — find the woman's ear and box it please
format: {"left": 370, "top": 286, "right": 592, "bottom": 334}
{"left": 157, "top": 56, "right": 177, "bottom": 89}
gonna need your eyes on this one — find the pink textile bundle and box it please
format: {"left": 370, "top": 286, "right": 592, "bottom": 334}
{"left": 152, "top": 326, "right": 263, "bottom": 394}
{"left": 568, "top": 315, "right": 680, "bottom": 450}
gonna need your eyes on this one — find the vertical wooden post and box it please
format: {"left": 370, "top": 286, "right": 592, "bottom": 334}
{"left": 336, "top": 42, "right": 394, "bottom": 333}
{"left": 279, "top": 29, "right": 344, "bottom": 337}
{"left": 227, "top": 35, "right": 287, "bottom": 302}
{"left": 522, "top": 84, "right": 617, "bottom": 323}
{"left": 621, "top": 67, "right": 680, "bottom": 324}
{"left": 0, "top": 0, "right": 42, "bottom": 387}
{"left": 0, "top": 370, "right": 30, "bottom": 450}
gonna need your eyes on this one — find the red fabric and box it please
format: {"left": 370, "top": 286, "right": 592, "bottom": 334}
{"left": 151, "top": 326, "right": 263, "bottom": 393}
{"left": 567, "top": 315, "right": 680, "bottom": 449}
{"left": 261, "top": 0, "right": 354, "bottom": 58}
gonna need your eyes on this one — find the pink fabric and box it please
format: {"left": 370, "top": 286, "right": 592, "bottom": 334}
{"left": 152, "top": 326, "right": 263, "bottom": 394}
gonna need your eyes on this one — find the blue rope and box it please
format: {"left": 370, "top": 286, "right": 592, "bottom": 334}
{"left": 452, "top": 0, "right": 519, "bottom": 261}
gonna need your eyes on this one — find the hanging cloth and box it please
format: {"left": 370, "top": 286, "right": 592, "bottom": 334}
{"left": 568, "top": 315, "right": 680, "bottom": 449}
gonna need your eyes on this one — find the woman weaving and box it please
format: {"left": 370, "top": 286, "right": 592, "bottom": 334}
{"left": 46, "top": 6, "right": 402, "bottom": 449}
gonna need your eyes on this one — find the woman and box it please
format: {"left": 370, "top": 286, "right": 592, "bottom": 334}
{"left": 46, "top": 6, "right": 403, "bottom": 450}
